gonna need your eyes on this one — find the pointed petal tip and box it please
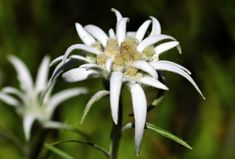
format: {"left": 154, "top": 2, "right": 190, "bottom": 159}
{"left": 80, "top": 119, "right": 84, "bottom": 125}
{"left": 111, "top": 8, "right": 116, "bottom": 12}
{"left": 202, "top": 94, "right": 206, "bottom": 100}
{"left": 135, "top": 147, "right": 140, "bottom": 156}
{"left": 110, "top": 72, "right": 123, "bottom": 126}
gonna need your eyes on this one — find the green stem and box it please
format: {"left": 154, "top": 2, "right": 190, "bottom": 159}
{"left": 109, "top": 102, "right": 123, "bottom": 159}
{"left": 28, "top": 128, "right": 47, "bottom": 159}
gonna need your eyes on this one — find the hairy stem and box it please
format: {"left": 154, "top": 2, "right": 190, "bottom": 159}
{"left": 28, "top": 128, "right": 47, "bottom": 159}
{"left": 109, "top": 102, "right": 123, "bottom": 159}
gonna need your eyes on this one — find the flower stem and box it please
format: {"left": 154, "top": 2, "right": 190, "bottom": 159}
{"left": 28, "top": 128, "right": 47, "bottom": 159}
{"left": 110, "top": 101, "right": 123, "bottom": 159}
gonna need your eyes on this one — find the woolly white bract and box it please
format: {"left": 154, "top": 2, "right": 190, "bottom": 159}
{"left": 0, "top": 55, "right": 87, "bottom": 140}
{"left": 51, "top": 9, "right": 204, "bottom": 154}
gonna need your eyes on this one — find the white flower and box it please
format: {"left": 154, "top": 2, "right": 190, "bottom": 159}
{"left": 0, "top": 55, "right": 87, "bottom": 140}
{"left": 51, "top": 9, "right": 204, "bottom": 154}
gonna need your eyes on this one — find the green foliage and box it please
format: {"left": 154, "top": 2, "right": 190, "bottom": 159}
{"left": 146, "top": 123, "right": 192, "bottom": 150}
{"left": 0, "top": 0, "right": 235, "bottom": 158}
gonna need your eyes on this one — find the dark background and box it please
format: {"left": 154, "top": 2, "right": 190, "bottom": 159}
{"left": 0, "top": 0, "right": 235, "bottom": 158}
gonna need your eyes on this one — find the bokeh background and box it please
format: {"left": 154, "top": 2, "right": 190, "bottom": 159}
{"left": 0, "top": 0, "right": 235, "bottom": 158}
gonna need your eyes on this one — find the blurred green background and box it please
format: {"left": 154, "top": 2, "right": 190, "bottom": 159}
{"left": 0, "top": 0, "right": 235, "bottom": 158}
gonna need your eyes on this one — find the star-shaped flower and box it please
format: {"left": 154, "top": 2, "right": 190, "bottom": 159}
{"left": 51, "top": 9, "right": 204, "bottom": 153}
{"left": 0, "top": 55, "right": 87, "bottom": 140}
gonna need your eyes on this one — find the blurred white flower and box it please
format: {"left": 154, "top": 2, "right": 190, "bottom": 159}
{"left": 0, "top": 55, "right": 87, "bottom": 140}
{"left": 51, "top": 9, "right": 204, "bottom": 154}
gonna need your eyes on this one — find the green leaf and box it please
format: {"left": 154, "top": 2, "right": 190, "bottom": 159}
{"left": 81, "top": 90, "right": 109, "bottom": 124}
{"left": 45, "top": 144, "right": 76, "bottom": 159}
{"left": 146, "top": 123, "right": 192, "bottom": 149}
{"left": 51, "top": 139, "right": 110, "bottom": 158}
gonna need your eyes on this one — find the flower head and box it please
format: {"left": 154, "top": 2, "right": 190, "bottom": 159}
{"left": 0, "top": 55, "right": 87, "bottom": 140}
{"left": 51, "top": 9, "right": 204, "bottom": 154}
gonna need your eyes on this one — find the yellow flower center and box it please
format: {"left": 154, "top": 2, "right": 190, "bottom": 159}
{"left": 96, "top": 37, "right": 155, "bottom": 76}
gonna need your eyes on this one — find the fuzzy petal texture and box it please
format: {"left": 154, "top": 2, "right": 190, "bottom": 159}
{"left": 116, "top": 18, "right": 129, "bottom": 44}
{"left": 50, "top": 55, "right": 88, "bottom": 67}
{"left": 151, "top": 61, "right": 205, "bottom": 99}
{"left": 85, "top": 25, "right": 108, "bottom": 47}
{"left": 154, "top": 41, "right": 179, "bottom": 55}
{"left": 47, "top": 88, "right": 88, "bottom": 116}
{"left": 80, "top": 64, "right": 100, "bottom": 70}
{"left": 105, "top": 58, "right": 113, "bottom": 73}
{"left": 111, "top": 8, "right": 122, "bottom": 23}
{"left": 8, "top": 55, "right": 33, "bottom": 94}
{"left": 0, "top": 92, "right": 19, "bottom": 107}
{"left": 150, "top": 16, "right": 161, "bottom": 35}
{"left": 75, "top": 23, "right": 96, "bottom": 45}
{"left": 62, "top": 68, "right": 97, "bottom": 83}
{"left": 133, "top": 60, "right": 158, "bottom": 78}
{"left": 137, "top": 34, "right": 175, "bottom": 52}
{"left": 139, "top": 76, "right": 168, "bottom": 90}
{"left": 2, "top": 87, "right": 24, "bottom": 100}
{"left": 129, "top": 83, "right": 147, "bottom": 155}
{"left": 110, "top": 71, "right": 123, "bottom": 124}
{"left": 108, "top": 28, "right": 115, "bottom": 38}
{"left": 63, "top": 44, "right": 101, "bottom": 63}
{"left": 127, "top": 31, "right": 136, "bottom": 37}
{"left": 157, "top": 60, "right": 191, "bottom": 74}
{"left": 23, "top": 114, "right": 36, "bottom": 141}
{"left": 35, "top": 56, "right": 50, "bottom": 93}
{"left": 135, "top": 20, "right": 151, "bottom": 42}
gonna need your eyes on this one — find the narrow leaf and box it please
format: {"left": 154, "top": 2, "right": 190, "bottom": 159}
{"left": 146, "top": 123, "right": 192, "bottom": 149}
{"left": 81, "top": 90, "right": 109, "bottom": 124}
{"left": 51, "top": 139, "right": 110, "bottom": 158}
{"left": 45, "top": 144, "right": 75, "bottom": 159}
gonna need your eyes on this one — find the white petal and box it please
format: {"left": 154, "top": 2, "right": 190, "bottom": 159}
{"left": 75, "top": 23, "right": 96, "bottom": 45}
{"left": 43, "top": 121, "right": 69, "bottom": 129}
{"left": 139, "top": 76, "right": 168, "bottom": 90}
{"left": 117, "top": 18, "right": 129, "bottom": 45}
{"left": 84, "top": 25, "right": 108, "bottom": 47}
{"left": 132, "top": 60, "right": 158, "bottom": 78}
{"left": 0, "top": 92, "right": 19, "bottom": 107}
{"left": 151, "top": 61, "right": 205, "bottom": 99}
{"left": 49, "top": 61, "right": 64, "bottom": 84}
{"left": 111, "top": 8, "right": 122, "bottom": 23}
{"left": 109, "top": 28, "right": 116, "bottom": 38}
{"left": 8, "top": 55, "right": 33, "bottom": 94}
{"left": 50, "top": 56, "right": 63, "bottom": 67}
{"left": 47, "top": 88, "right": 88, "bottom": 116}
{"left": 62, "top": 68, "right": 97, "bottom": 83}
{"left": 35, "top": 56, "right": 50, "bottom": 93}
{"left": 135, "top": 20, "right": 151, "bottom": 42}
{"left": 81, "top": 90, "right": 109, "bottom": 124}
{"left": 110, "top": 72, "right": 123, "bottom": 124}
{"left": 62, "top": 44, "right": 101, "bottom": 63}
{"left": 129, "top": 83, "right": 147, "bottom": 154}
{"left": 105, "top": 58, "right": 113, "bottom": 73}
{"left": 23, "top": 114, "right": 36, "bottom": 141}
{"left": 157, "top": 60, "right": 191, "bottom": 74}
{"left": 150, "top": 16, "right": 161, "bottom": 35}
{"left": 80, "top": 64, "right": 100, "bottom": 69}
{"left": 155, "top": 41, "right": 179, "bottom": 55}
{"left": 126, "top": 31, "right": 136, "bottom": 37}
{"left": 2, "top": 87, "right": 24, "bottom": 100}
{"left": 137, "top": 34, "right": 176, "bottom": 53}
{"left": 50, "top": 55, "right": 88, "bottom": 67}
{"left": 177, "top": 45, "right": 182, "bottom": 54}
{"left": 49, "top": 54, "right": 90, "bottom": 85}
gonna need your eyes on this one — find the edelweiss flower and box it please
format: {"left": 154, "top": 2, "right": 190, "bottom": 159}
{"left": 51, "top": 9, "right": 204, "bottom": 153}
{"left": 0, "top": 55, "right": 87, "bottom": 140}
